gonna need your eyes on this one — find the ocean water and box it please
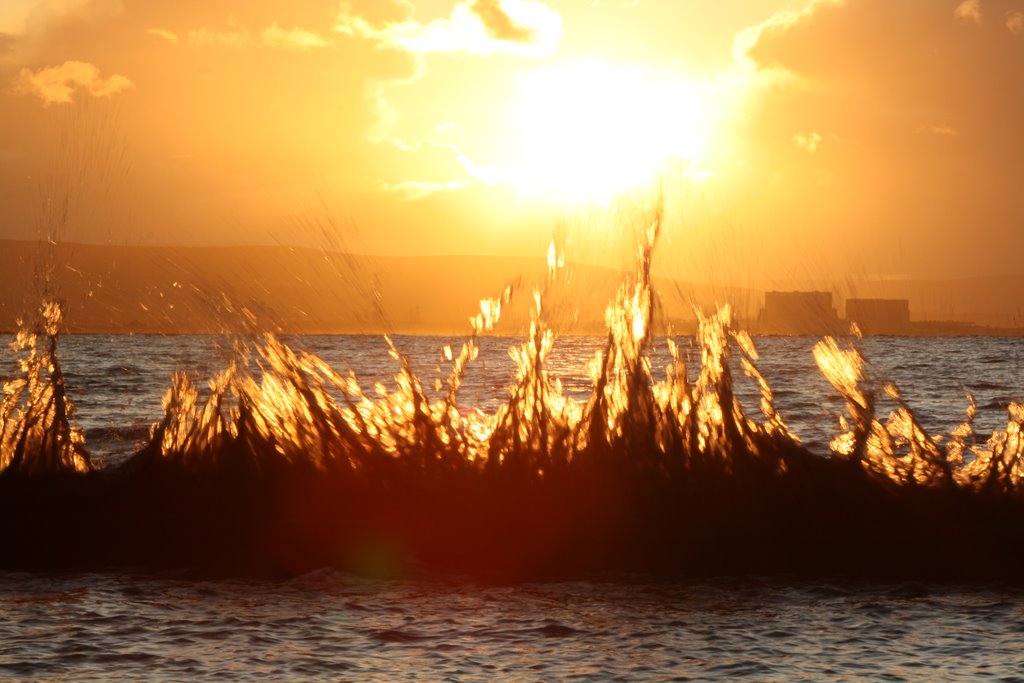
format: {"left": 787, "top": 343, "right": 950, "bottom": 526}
{"left": 4, "top": 570, "right": 1024, "bottom": 680}
{"left": 3, "top": 333, "right": 1024, "bottom": 680}
{"left": 7, "top": 333, "right": 1021, "bottom": 466}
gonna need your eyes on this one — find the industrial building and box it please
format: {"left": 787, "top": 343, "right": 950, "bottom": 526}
{"left": 845, "top": 298, "right": 911, "bottom": 335}
{"left": 758, "top": 291, "right": 843, "bottom": 335}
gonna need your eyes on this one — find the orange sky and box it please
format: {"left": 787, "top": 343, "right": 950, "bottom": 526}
{"left": 1, "top": 0, "right": 1023, "bottom": 283}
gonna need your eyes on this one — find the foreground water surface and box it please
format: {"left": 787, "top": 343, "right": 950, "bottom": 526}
{"left": 3, "top": 333, "right": 1024, "bottom": 679}
{"left": 3, "top": 571, "right": 1024, "bottom": 681}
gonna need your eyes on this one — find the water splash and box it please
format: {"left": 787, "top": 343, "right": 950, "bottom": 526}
{"left": 812, "top": 336, "right": 1024, "bottom": 491}
{"left": 0, "top": 301, "right": 89, "bottom": 476}
{"left": 124, "top": 201, "right": 801, "bottom": 485}
{"left": 7, "top": 208, "right": 1024, "bottom": 578}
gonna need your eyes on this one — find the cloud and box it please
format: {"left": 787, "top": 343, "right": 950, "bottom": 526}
{"left": 736, "top": 0, "right": 1024, "bottom": 276}
{"left": 746, "top": 0, "right": 1024, "bottom": 135}
{"left": 147, "top": 28, "right": 178, "bottom": 44}
{"left": 188, "top": 18, "right": 251, "bottom": 48}
{"left": 918, "top": 124, "right": 958, "bottom": 136}
{"left": 793, "top": 131, "right": 822, "bottom": 153}
{"left": 383, "top": 179, "right": 471, "bottom": 200}
{"left": 733, "top": 0, "right": 837, "bottom": 69}
{"left": 1008, "top": 11, "right": 1024, "bottom": 34}
{"left": 160, "top": 19, "right": 333, "bottom": 50}
{"left": 334, "top": 0, "right": 561, "bottom": 57}
{"left": 330, "top": 0, "right": 561, "bottom": 192}
{"left": 954, "top": 0, "right": 982, "bottom": 24}
{"left": 12, "top": 60, "right": 133, "bottom": 105}
{"left": 470, "top": 0, "right": 534, "bottom": 42}
{"left": 370, "top": 134, "right": 488, "bottom": 201}
{"left": 261, "top": 23, "right": 334, "bottom": 50}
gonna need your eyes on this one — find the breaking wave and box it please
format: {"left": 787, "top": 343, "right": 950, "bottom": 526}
{"left": 3, "top": 202, "right": 1024, "bottom": 580}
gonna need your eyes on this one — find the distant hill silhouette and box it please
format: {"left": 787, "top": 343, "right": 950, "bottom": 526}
{"left": 1, "top": 240, "right": 1022, "bottom": 335}
{"left": 0, "top": 240, "right": 693, "bottom": 334}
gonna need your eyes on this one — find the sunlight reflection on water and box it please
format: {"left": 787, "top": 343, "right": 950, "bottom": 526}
{"left": 2, "top": 333, "right": 1024, "bottom": 679}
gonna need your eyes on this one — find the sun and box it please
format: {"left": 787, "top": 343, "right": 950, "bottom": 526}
{"left": 495, "top": 59, "right": 721, "bottom": 204}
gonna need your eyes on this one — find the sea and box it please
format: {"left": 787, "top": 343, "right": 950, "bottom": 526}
{"left": 3, "top": 333, "right": 1024, "bottom": 681}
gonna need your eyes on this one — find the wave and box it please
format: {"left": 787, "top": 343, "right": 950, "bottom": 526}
{"left": 3, "top": 204, "right": 1024, "bottom": 580}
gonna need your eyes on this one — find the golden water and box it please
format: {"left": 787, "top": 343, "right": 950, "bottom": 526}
{"left": 3, "top": 203, "right": 1024, "bottom": 579}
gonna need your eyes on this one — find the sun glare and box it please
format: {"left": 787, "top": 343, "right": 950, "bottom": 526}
{"left": 496, "top": 60, "right": 721, "bottom": 203}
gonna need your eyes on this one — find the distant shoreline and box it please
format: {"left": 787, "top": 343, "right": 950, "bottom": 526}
{"left": 4, "top": 238, "right": 1023, "bottom": 336}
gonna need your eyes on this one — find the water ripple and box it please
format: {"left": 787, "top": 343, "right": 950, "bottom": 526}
{"left": 5, "top": 573, "right": 1023, "bottom": 680}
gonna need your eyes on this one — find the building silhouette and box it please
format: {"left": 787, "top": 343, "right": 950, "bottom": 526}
{"left": 845, "top": 298, "right": 910, "bottom": 335}
{"left": 752, "top": 290, "right": 1024, "bottom": 336}
{"left": 758, "top": 291, "right": 843, "bottom": 335}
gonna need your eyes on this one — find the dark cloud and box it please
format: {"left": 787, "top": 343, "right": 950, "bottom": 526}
{"left": 731, "top": 0, "right": 1024, "bottom": 277}
{"left": 747, "top": 0, "right": 1024, "bottom": 145}
{"left": 471, "top": 0, "right": 535, "bottom": 43}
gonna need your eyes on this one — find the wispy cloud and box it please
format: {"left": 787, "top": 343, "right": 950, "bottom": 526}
{"left": 158, "top": 19, "right": 333, "bottom": 50}
{"left": 1008, "top": 11, "right": 1024, "bottom": 34}
{"left": 383, "top": 179, "right": 471, "bottom": 200}
{"left": 188, "top": 17, "right": 251, "bottom": 48}
{"left": 261, "top": 23, "right": 334, "bottom": 50}
{"left": 334, "top": 0, "right": 561, "bottom": 201}
{"left": 147, "top": 28, "right": 178, "bottom": 44}
{"left": 334, "top": 0, "right": 561, "bottom": 57}
{"left": 12, "top": 60, "right": 133, "bottom": 105}
{"left": 955, "top": 0, "right": 982, "bottom": 24}
{"left": 793, "top": 131, "right": 823, "bottom": 153}
{"left": 918, "top": 124, "right": 958, "bottom": 136}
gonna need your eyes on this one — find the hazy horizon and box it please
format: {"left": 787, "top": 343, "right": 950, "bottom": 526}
{"left": 4, "top": 238, "right": 1024, "bottom": 335}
